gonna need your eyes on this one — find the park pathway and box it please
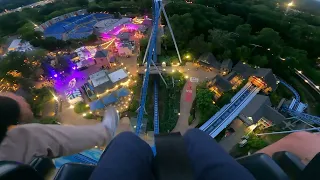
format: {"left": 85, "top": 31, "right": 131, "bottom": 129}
{"left": 172, "top": 63, "right": 218, "bottom": 134}
{"left": 172, "top": 80, "right": 197, "bottom": 134}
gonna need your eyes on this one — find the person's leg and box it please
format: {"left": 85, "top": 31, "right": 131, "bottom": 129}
{"left": 183, "top": 129, "right": 255, "bottom": 180}
{"left": 89, "top": 132, "right": 154, "bottom": 180}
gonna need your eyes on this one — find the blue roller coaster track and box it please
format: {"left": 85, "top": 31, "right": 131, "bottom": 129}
{"left": 54, "top": 0, "right": 169, "bottom": 167}
{"left": 154, "top": 82, "right": 159, "bottom": 134}
{"left": 279, "top": 79, "right": 320, "bottom": 124}
{"left": 135, "top": 0, "right": 161, "bottom": 135}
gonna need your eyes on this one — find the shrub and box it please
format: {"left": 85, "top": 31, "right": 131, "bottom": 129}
{"left": 84, "top": 113, "right": 95, "bottom": 119}
{"left": 40, "top": 117, "right": 58, "bottom": 124}
{"left": 74, "top": 102, "right": 89, "bottom": 114}
{"left": 188, "top": 115, "right": 194, "bottom": 125}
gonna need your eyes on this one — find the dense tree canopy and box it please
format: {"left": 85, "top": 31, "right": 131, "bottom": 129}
{"left": 163, "top": 0, "right": 320, "bottom": 84}
{"left": 0, "top": 0, "right": 38, "bottom": 13}
{"left": 196, "top": 87, "right": 219, "bottom": 125}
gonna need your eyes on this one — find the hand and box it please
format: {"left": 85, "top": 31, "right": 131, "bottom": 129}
{"left": 257, "top": 131, "right": 320, "bottom": 164}
{"left": 0, "top": 92, "right": 33, "bottom": 123}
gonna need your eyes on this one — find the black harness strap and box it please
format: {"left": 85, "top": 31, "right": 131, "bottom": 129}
{"left": 153, "top": 132, "right": 193, "bottom": 180}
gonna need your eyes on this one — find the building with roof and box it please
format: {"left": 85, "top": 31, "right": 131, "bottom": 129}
{"left": 8, "top": 39, "right": 33, "bottom": 52}
{"left": 220, "top": 59, "right": 233, "bottom": 75}
{"left": 73, "top": 46, "right": 96, "bottom": 69}
{"left": 88, "top": 70, "right": 114, "bottom": 94}
{"left": 87, "top": 68, "right": 129, "bottom": 95}
{"left": 232, "top": 62, "right": 255, "bottom": 79}
{"left": 89, "top": 88, "right": 130, "bottom": 111}
{"left": 116, "top": 41, "right": 135, "bottom": 57}
{"left": 93, "top": 18, "right": 131, "bottom": 35}
{"left": 94, "top": 49, "right": 111, "bottom": 68}
{"left": 198, "top": 53, "right": 221, "bottom": 70}
{"left": 253, "top": 68, "right": 278, "bottom": 94}
{"left": 207, "top": 75, "right": 232, "bottom": 99}
{"left": 239, "top": 95, "right": 285, "bottom": 127}
{"left": 232, "top": 61, "right": 278, "bottom": 94}
{"left": 41, "top": 11, "right": 114, "bottom": 40}
{"left": 117, "top": 32, "right": 131, "bottom": 41}
{"left": 108, "top": 69, "right": 128, "bottom": 83}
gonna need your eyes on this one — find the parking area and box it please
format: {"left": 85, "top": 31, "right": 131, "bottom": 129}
{"left": 219, "top": 119, "right": 247, "bottom": 152}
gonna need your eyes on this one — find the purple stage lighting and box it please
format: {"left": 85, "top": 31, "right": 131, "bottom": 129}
{"left": 54, "top": 74, "right": 58, "bottom": 78}
{"left": 72, "top": 66, "right": 76, "bottom": 70}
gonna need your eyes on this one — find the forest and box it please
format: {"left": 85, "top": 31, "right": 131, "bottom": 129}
{"left": 0, "top": 0, "right": 39, "bottom": 13}
{"left": 162, "top": 0, "right": 320, "bottom": 86}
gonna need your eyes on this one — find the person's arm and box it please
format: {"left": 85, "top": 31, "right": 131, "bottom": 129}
{"left": 257, "top": 131, "right": 320, "bottom": 164}
{"left": 0, "top": 123, "right": 111, "bottom": 164}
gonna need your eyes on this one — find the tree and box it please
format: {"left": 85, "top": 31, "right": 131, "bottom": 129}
{"left": 40, "top": 117, "right": 58, "bottom": 124}
{"left": 74, "top": 0, "right": 88, "bottom": 7}
{"left": 137, "top": 0, "right": 152, "bottom": 13}
{"left": 196, "top": 88, "right": 213, "bottom": 111}
{"left": 168, "top": 13, "right": 194, "bottom": 47}
{"left": 0, "top": 0, "right": 38, "bottom": 13}
{"left": 244, "top": 135, "right": 268, "bottom": 152}
{"left": 85, "top": 34, "right": 98, "bottom": 43}
{"left": 251, "top": 55, "right": 268, "bottom": 67}
{"left": 196, "top": 88, "right": 219, "bottom": 125}
{"left": 254, "top": 28, "right": 282, "bottom": 49}
{"left": 74, "top": 102, "right": 89, "bottom": 114}
{"left": 138, "top": 37, "right": 149, "bottom": 63}
{"left": 46, "top": 10, "right": 65, "bottom": 20}
{"left": 0, "top": 12, "right": 26, "bottom": 35}
{"left": 87, "top": 5, "right": 104, "bottom": 13}
{"left": 220, "top": 50, "right": 232, "bottom": 60}
{"left": 279, "top": 46, "right": 308, "bottom": 67}
{"left": 235, "top": 24, "right": 252, "bottom": 45}
{"left": 216, "top": 91, "right": 234, "bottom": 107}
{"left": 26, "top": 49, "right": 48, "bottom": 60}
{"left": 33, "top": 37, "right": 68, "bottom": 51}
{"left": 0, "top": 52, "right": 33, "bottom": 78}
{"left": 220, "top": 14, "right": 244, "bottom": 31}
{"left": 288, "top": 25, "right": 302, "bottom": 45}
{"left": 188, "top": 34, "right": 210, "bottom": 57}
{"left": 30, "top": 87, "right": 53, "bottom": 115}
{"left": 208, "top": 28, "right": 237, "bottom": 56}
{"left": 236, "top": 46, "right": 252, "bottom": 62}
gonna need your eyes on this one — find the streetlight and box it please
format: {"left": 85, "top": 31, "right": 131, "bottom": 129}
{"left": 288, "top": 1, "right": 294, "bottom": 7}
{"left": 279, "top": 57, "right": 286, "bottom": 61}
